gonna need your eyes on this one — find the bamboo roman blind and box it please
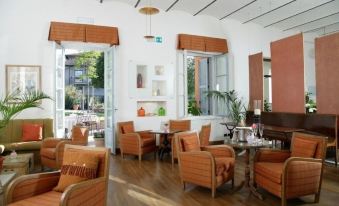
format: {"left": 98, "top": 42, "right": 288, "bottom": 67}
{"left": 177, "top": 34, "right": 228, "bottom": 53}
{"left": 48, "top": 22, "right": 119, "bottom": 45}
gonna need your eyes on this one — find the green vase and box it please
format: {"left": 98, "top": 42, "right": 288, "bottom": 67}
{"left": 158, "top": 107, "right": 166, "bottom": 116}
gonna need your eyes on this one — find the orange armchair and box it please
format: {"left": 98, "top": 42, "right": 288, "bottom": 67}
{"left": 40, "top": 126, "right": 89, "bottom": 170}
{"left": 117, "top": 121, "right": 156, "bottom": 161}
{"left": 253, "top": 132, "right": 328, "bottom": 206}
{"left": 170, "top": 120, "right": 191, "bottom": 165}
{"left": 6, "top": 145, "right": 110, "bottom": 206}
{"left": 175, "top": 131, "right": 235, "bottom": 197}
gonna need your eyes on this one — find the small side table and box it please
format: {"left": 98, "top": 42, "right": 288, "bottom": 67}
{"left": 3, "top": 153, "right": 34, "bottom": 176}
{"left": 0, "top": 171, "right": 17, "bottom": 206}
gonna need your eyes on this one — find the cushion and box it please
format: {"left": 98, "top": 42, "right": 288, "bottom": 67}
{"left": 22, "top": 124, "right": 42, "bottom": 141}
{"left": 40, "top": 148, "right": 56, "bottom": 159}
{"left": 53, "top": 150, "right": 99, "bottom": 192}
{"left": 215, "top": 157, "right": 235, "bottom": 176}
{"left": 181, "top": 135, "right": 200, "bottom": 152}
{"left": 291, "top": 137, "right": 318, "bottom": 158}
{"left": 254, "top": 162, "right": 284, "bottom": 184}
{"left": 140, "top": 137, "right": 155, "bottom": 147}
{"left": 121, "top": 124, "right": 134, "bottom": 134}
{"left": 8, "top": 191, "right": 62, "bottom": 206}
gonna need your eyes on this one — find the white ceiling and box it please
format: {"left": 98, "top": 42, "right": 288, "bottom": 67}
{"left": 108, "top": 0, "right": 339, "bottom": 36}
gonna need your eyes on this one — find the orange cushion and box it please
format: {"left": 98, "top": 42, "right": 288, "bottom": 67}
{"left": 140, "top": 137, "right": 155, "bottom": 147}
{"left": 181, "top": 135, "right": 200, "bottom": 152}
{"left": 53, "top": 149, "right": 99, "bottom": 192}
{"left": 254, "top": 162, "right": 284, "bottom": 184}
{"left": 22, "top": 123, "right": 42, "bottom": 141}
{"left": 215, "top": 157, "right": 235, "bottom": 176}
{"left": 291, "top": 138, "right": 318, "bottom": 158}
{"left": 40, "top": 148, "right": 56, "bottom": 159}
{"left": 122, "top": 124, "right": 134, "bottom": 134}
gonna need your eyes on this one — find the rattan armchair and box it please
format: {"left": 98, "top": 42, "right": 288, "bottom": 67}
{"left": 40, "top": 125, "right": 89, "bottom": 170}
{"left": 199, "top": 123, "right": 211, "bottom": 147}
{"left": 170, "top": 120, "right": 191, "bottom": 165}
{"left": 117, "top": 121, "right": 156, "bottom": 161}
{"left": 6, "top": 145, "right": 110, "bottom": 206}
{"left": 253, "top": 132, "right": 328, "bottom": 206}
{"left": 175, "top": 131, "right": 235, "bottom": 197}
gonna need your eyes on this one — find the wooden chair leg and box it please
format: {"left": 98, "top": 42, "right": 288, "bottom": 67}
{"left": 281, "top": 198, "right": 286, "bottom": 206}
{"left": 41, "top": 165, "right": 44, "bottom": 172}
{"left": 121, "top": 152, "right": 124, "bottom": 159}
{"left": 172, "top": 156, "right": 174, "bottom": 166}
{"left": 139, "top": 154, "right": 142, "bottom": 162}
{"left": 231, "top": 178, "right": 234, "bottom": 188}
{"left": 182, "top": 182, "right": 186, "bottom": 190}
{"left": 315, "top": 193, "right": 320, "bottom": 203}
{"left": 212, "top": 187, "right": 216, "bottom": 198}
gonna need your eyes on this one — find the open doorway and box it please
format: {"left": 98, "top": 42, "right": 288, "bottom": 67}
{"left": 64, "top": 49, "right": 105, "bottom": 144}
{"left": 54, "top": 43, "right": 116, "bottom": 153}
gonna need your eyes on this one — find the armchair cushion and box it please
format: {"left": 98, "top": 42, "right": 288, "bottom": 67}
{"left": 215, "top": 157, "right": 234, "bottom": 175}
{"left": 40, "top": 148, "right": 56, "bottom": 160}
{"left": 254, "top": 162, "right": 284, "bottom": 184}
{"left": 22, "top": 123, "right": 42, "bottom": 141}
{"left": 8, "top": 191, "right": 62, "bottom": 206}
{"left": 53, "top": 150, "right": 99, "bottom": 192}
{"left": 122, "top": 124, "right": 134, "bottom": 134}
{"left": 291, "top": 138, "right": 318, "bottom": 158}
{"left": 182, "top": 134, "right": 201, "bottom": 152}
{"left": 140, "top": 137, "right": 155, "bottom": 147}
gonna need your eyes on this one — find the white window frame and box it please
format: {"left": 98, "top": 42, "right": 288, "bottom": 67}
{"left": 177, "top": 50, "right": 230, "bottom": 118}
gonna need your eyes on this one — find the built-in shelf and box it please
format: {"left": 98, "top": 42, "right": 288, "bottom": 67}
{"left": 136, "top": 65, "right": 147, "bottom": 89}
{"left": 137, "top": 101, "right": 167, "bottom": 117}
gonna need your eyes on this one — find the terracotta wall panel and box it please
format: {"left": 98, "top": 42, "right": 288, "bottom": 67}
{"left": 271, "top": 33, "right": 305, "bottom": 113}
{"left": 177, "top": 34, "right": 228, "bottom": 53}
{"left": 248, "top": 52, "right": 263, "bottom": 110}
{"left": 315, "top": 32, "right": 339, "bottom": 114}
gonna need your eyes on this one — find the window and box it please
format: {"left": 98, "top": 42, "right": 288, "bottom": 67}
{"left": 74, "top": 70, "right": 84, "bottom": 83}
{"left": 178, "top": 51, "right": 229, "bottom": 117}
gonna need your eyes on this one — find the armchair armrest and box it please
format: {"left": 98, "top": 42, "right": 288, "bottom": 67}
{"left": 41, "top": 137, "right": 63, "bottom": 148}
{"left": 5, "top": 171, "right": 60, "bottom": 204}
{"left": 254, "top": 149, "right": 291, "bottom": 163}
{"left": 120, "top": 133, "right": 142, "bottom": 147}
{"left": 61, "top": 177, "right": 107, "bottom": 206}
{"left": 179, "top": 151, "right": 215, "bottom": 186}
{"left": 283, "top": 157, "right": 323, "bottom": 198}
{"left": 202, "top": 145, "right": 235, "bottom": 158}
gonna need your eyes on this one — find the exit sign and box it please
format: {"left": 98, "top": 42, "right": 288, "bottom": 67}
{"left": 155, "top": 36, "right": 163, "bottom": 43}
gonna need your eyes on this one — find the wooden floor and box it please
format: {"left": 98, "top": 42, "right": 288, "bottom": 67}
{"left": 107, "top": 152, "right": 339, "bottom": 206}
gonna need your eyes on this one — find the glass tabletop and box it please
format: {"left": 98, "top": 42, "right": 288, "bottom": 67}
{"left": 225, "top": 139, "right": 272, "bottom": 149}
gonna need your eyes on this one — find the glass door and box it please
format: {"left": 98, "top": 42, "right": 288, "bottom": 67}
{"left": 55, "top": 43, "right": 65, "bottom": 137}
{"left": 104, "top": 46, "right": 116, "bottom": 154}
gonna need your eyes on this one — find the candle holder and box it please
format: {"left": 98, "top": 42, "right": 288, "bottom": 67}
{"left": 253, "top": 100, "right": 261, "bottom": 124}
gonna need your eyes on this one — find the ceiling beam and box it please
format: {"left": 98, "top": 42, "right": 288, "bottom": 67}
{"left": 283, "top": 11, "right": 339, "bottom": 31}
{"left": 264, "top": 0, "right": 335, "bottom": 28}
{"left": 135, "top": 0, "right": 141, "bottom": 8}
{"left": 242, "top": 0, "right": 297, "bottom": 24}
{"left": 220, "top": 0, "right": 257, "bottom": 20}
{"left": 193, "top": 0, "right": 217, "bottom": 16}
{"left": 166, "top": 0, "right": 180, "bottom": 12}
{"left": 303, "top": 21, "right": 339, "bottom": 33}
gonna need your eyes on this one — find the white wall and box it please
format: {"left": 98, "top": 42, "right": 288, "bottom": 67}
{"left": 0, "top": 0, "right": 296, "bottom": 140}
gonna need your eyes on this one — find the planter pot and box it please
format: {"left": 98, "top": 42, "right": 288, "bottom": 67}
{"left": 73, "top": 104, "right": 80, "bottom": 110}
{"left": 94, "top": 138, "right": 105, "bottom": 147}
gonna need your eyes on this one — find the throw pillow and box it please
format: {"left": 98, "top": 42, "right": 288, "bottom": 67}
{"left": 122, "top": 124, "right": 134, "bottom": 134}
{"left": 22, "top": 123, "right": 43, "bottom": 141}
{"left": 291, "top": 137, "right": 318, "bottom": 158}
{"left": 182, "top": 134, "right": 201, "bottom": 152}
{"left": 53, "top": 149, "right": 99, "bottom": 192}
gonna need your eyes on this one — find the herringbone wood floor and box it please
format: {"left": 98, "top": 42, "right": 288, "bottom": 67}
{"left": 107, "top": 152, "right": 339, "bottom": 206}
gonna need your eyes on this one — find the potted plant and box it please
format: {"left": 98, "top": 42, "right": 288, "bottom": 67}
{"left": 65, "top": 85, "right": 82, "bottom": 110}
{"left": 0, "top": 90, "right": 51, "bottom": 170}
{"left": 94, "top": 130, "right": 105, "bottom": 147}
{"left": 206, "top": 90, "right": 247, "bottom": 126}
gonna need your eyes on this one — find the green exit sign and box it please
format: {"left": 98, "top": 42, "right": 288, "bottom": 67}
{"left": 155, "top": 36, "right": 163, "bottom": 43}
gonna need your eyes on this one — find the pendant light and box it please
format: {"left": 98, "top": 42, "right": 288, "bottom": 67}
{"left": 139, "top": 0, "right": 159, "bottom": 41}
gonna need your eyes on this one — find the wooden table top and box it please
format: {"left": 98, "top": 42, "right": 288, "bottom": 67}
{"left": 225, "top": 141, "right": 272, "bottom": 149}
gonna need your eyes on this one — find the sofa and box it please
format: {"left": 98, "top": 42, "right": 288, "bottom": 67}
{"left": 0, "top": 119, "right": 54, "bottom": 163}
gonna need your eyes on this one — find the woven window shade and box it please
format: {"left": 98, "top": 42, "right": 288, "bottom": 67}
{"left": 177, "top": 34, "right": 228, "bottom": 53}
{"left": 49, "top": 22, "right": 119, "bottom": 45}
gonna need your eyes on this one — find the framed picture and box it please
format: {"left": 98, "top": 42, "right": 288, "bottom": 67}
{"left": 6, "top": 65, "right": 41, "bottom": 97}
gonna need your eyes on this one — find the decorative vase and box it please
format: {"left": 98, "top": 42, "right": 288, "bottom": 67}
{"left": 10, "top": 150, "right": 17, "bottom": 159}
{"left": 73, "top": 104, "right": 80, "bottom": 110}
{"left": 137, "top": 73, "right": 143, "bottom": 88}
{"left": 138, "top": 107, "right": 145, "bottom": 116}
{"left": 158, "top": 107, "right": 166, "bottom": 116}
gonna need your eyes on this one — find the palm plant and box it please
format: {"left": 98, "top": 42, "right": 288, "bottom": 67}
{"left": 0, "top": 90, "right": 51, "bottom": 130}
{"left": 206, "top": 90, "right": 247, "bottom": 125}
